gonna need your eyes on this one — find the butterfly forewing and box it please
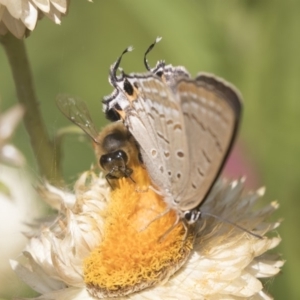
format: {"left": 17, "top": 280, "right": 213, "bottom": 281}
{"left": 56, "top": 94, "right": 99, "bottom": 143}
{"left": 124, "top": 76, "right": 190, "bottom": 197}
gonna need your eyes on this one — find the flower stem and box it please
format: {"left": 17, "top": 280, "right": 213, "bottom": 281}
{"left": 0, "top": 33, "right": 63, "bottom": 185}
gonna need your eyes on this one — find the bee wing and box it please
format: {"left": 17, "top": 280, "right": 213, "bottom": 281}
{"left": 56, "top": 94, "right": 100, "bottom": 143}
{"left": 175, "top": 74, "right": 242, "bottom": 210}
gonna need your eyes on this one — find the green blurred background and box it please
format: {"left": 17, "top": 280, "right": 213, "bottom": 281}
{"left": 1, "top": 0, "right": 299, "bottom": 299}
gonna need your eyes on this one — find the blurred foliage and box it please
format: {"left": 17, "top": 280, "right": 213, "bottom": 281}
{"left": 0, "top": 0, "right": 299, "bottom": 299}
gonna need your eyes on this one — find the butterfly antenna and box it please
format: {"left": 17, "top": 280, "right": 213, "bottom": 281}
{"left": 202, "top": 212, "right": 263, "bottom": 239}
{"left": 144, "top": 36, "right": 162, "bottom": 71}
{"left": 109, "top": 46, "right": 134, "bottom": 86}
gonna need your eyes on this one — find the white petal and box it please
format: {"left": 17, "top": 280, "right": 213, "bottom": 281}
{"left": 20, "top": 1, "right": 38, "bottom": 30}
{"left": 220, "top": 272, "right": 262, "bottom": 297}
{"left": 0, "top": 144, "right": 25, "bottom": 166}
{"left": 25, "top": 237, "right": 61, "bottom": 281}
{"left": 42, "top": 4, "right": 62, "bottom": 24}
{"left": 39, "top": 181, "right": 76, "bottom": 210}
{"left": 2, "top": 0, "right": 22, "bottom": 18}
{"left": 256, "top": 290, "right": 274, "bottom": 300}
{"left": 50, "top": 0, "right": 67, "bottom": 13}
{"left": 11, "top": 254, "right": 65, "bottom": 294}
{"left": 0, "top": 104, "right": 24, "bottom": 141}
{"left": 30, "top": 287, "right": 93, "bottom": 300}
{"left": 251, "top": 237, "right": 281, "bottom": 257}
{"left": 32, "top": 0, "right": 50, "bottom": 13}
{"left": 250, "top": 255, "right": 284, "bottom": 277}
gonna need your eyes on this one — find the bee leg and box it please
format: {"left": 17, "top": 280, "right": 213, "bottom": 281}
{"left": 120, "top": 167, "right": 136, "bottom": 184}
{"left": 128, "top": 174, "right": 136, "bottom": 184}
{"left": 105, "top": 173, "right": 115, "bottom": 189}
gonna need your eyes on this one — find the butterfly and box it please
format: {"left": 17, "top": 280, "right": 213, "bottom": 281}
{"left": 102, "top": 37, "right": 242, "bottom": 232}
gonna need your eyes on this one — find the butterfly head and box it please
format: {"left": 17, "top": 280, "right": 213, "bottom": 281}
{"left": 103, "top": 37, "right": 169, "bottom": 122}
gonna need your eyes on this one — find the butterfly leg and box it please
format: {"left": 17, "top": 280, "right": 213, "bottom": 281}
{"left": 181, "top": 218, "right": 190, "bottom": 241}
{"left": 158, "top": 215, "right": 181, "bottom": 243}
{"left": 159, "top": 216, "right": 193, "bottom": 243}
{"left": 148, "top": 185, "right": 163, "bottom": 196}
{"left": 138, "top": 208, "right": 171, "bottom": 232}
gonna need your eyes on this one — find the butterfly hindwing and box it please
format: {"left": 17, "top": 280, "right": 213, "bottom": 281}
{"left": 174, "top": 74, "right": 242, "bottom": 210}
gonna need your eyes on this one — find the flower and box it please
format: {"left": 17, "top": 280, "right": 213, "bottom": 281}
{"left": 0, "top": 0, "right": 91, "bottom": 39}
{"left": 0, "top": 103, "right": 25, "bottom": 166}
{"left": 11, "top": 166, "right": 283, "bottom": 300}
{"left": 0, "top": 164, "right": 42, "bottom": 296}
{"left": 0, "top": 102, "right": 42, "bottom": 295}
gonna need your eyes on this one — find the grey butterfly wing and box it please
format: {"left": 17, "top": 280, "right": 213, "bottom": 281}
{"left": 124, "top": 76, "right": 190, "bottom": 198}
{"left": 56, "top": 94, "right": 99, "bottom": 143}
{"left": 175, "top": 73, "right": 242, "bottom": 210}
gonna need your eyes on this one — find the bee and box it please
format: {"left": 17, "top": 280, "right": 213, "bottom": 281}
{"left": 56, "top": 94, "right": 140, "bottom": 187}
{"left": 95, "top": 122, "right": 140, "bottom": 184}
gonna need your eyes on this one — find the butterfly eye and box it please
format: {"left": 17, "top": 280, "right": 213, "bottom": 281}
{"left": 106, "top": 109, "right": 120, "bottom": 122}
{"left": 123, "top": 79, "right": 134, "bottom": 96}
{"left": 156, "top": 71, "right": 163, "bottom": 77}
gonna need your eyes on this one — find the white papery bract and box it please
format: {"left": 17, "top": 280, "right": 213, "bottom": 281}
{"left": 0, "top": 102, "right": 42, "bottom": 296}
{"left": 0, "top": 103, "right": 25, "bottom": 166}
{"left": 0, "top": 0, "right": 91, "bottom": 38}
